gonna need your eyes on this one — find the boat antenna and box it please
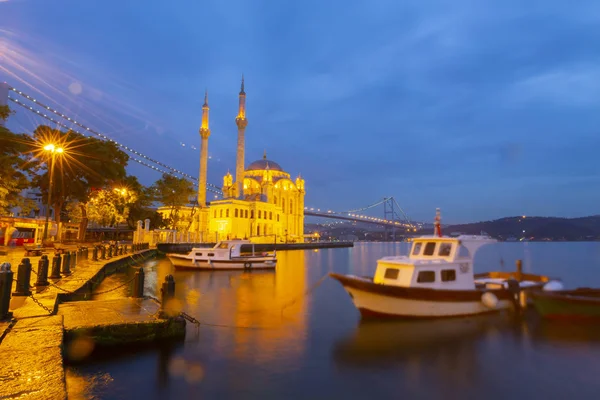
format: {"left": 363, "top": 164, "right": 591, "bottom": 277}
{"left": 434, "top": 208, "right": 442, "bottom": 237}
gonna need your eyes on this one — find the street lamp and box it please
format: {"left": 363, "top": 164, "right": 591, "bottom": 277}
{"left": 42, "top": 144, "right": 64, "bottom": 241}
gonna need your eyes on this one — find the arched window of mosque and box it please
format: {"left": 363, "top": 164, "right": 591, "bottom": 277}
{"left": 290, "top": 200, "right": 293, "bottom": 214}
{"left": 226, "top": 209, "right": 230, "bottom": 218}
{"left": 245, "top": 210, "right": 248, "bottom": 218}
{"left": 214, "top": 210, "right": 216, "bottom": 218}
{"left": 274, "top": 196, "right": 278, "bottom": 205}
{"left": 219, "top": 209, "right": 223, "bottom": 218}
{"left": 277, "top": 214, "right": 280, "bottom": 222}
{"left": 235, "top": 209, "right": 238, "bottom": 218}
{"left": 250, "top": 210, "right": 254, "bottom": 219}
{"left": 257, "top": 225, "right": 260, "bottom": 236}
{"left": 258, "top": 210, "right": 262, "bottom": 219}
{"left": 270, "top": 211, "right": 273, "bottom": 220}
{"left": 282, "top": 201, "right": 285, "bottom": 213}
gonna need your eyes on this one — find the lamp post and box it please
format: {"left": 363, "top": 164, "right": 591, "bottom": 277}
{"left": 42, "top": 144, "right": 64, "bottom": 241}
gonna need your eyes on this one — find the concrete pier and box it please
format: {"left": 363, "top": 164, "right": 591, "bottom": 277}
{"left": 0, "top": 246, "right": 182, "bottom": 400}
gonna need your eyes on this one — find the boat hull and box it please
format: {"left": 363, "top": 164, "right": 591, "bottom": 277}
{"left": 329, "top": 273, "right": 515, "bottom": 319}
{"left": 167, "top": 254, "right": 277, "bottom": 271}
{"left": 530, "top": 289, "right": 600, "bottom": 321}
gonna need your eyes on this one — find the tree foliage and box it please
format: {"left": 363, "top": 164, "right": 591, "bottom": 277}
{"left": 0, "top": 105, "right": 15, "bottom": 122}
{"left": 150, "top": 173, "right": 194, "bottom": 229}
{"left": 30, "top": 125, "right": 129, "bottom": 239}
{"left": 67, "top": 186, "right": 137, "bottom": 227}
{"left": 0, "top": 111, "right": 36, "bottom": 215}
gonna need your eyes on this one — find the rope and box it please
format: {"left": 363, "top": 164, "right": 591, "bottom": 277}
{"left": 281, "top": 273, "right": 329, "bottom": 315}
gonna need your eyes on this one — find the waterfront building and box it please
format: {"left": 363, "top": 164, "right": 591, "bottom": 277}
{"left": 158, "top": 77, "right": 305, "bottom": 243}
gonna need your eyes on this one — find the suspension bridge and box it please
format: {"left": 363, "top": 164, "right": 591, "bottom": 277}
{"left": 3, "top": 83, "right": 419, "bottom": 231}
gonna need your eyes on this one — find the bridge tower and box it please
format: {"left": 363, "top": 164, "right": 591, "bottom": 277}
{"left": 235, "top": 75, "right": 248, "bottom": 198}
{"left": 383, "top": 197, "right": 397, "bottom": 241}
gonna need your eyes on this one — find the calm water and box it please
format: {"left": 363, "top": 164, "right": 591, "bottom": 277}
{"left": 67, "top": 242, "right": 600, "bottom": 399}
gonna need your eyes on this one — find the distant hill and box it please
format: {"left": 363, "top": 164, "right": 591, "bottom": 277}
{"left": 439, "top": 215, "right": 600, "bottom": 241}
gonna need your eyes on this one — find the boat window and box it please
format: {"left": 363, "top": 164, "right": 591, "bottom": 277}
{"left": 412, "top": 243, "right": 422, "bottom": 255}
{"left": 218, "top": 243, "right": 229, "bottom": 249}
{"left": 441, "top": 269, "right": 456, "bottom": 282}
{"left": 195, "top": 253, "right": 202, "bottom": 256}
{"left": 438, "top": 243, "right": 452, "bottom": 256}
{"left": 417, "top": 271, "right": 435, "bottom": 283}
{"left": 207, "top": 253, "right": 214, "bottom": 256}
{"left": 423, "top": 242, "right": 436, "bottom": 256}
{"left": 384, "top": 268, "right": 399, "bottom": 279}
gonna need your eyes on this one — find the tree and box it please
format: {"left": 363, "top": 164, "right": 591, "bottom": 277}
{"left": 31, "top": 125, "right": 129, "bottom": 240}
{"left": 0, "top": 105, "right": 15, "bottom": 122}
{"left": 123, "top": 175, "right": 165, "bottom": 230}
{"left": 150, "top": 174, "right": 194, "bottom": 230}
{"left": 0, "top": 108, "right": 36, "bottom": 215}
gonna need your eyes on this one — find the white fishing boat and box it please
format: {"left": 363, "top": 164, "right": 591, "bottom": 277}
{"left": 330, "top": 209, "right": 559, "bottom": 319}
{"left": 166, "top": 239, "right": 277, "bottom": 271}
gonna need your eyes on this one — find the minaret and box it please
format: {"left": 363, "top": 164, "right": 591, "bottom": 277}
{"left": 198, "top": 90, "right": 211, "bottom": 207}
{"left": 235, "top": 75, "right": 248, "bottom": 198}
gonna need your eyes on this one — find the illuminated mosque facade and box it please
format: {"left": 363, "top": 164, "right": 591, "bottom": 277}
{"left": 172, "top": 77, "right": 306, "bottom": 243}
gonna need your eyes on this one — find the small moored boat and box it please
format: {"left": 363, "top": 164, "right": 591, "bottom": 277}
{"left": 529, "top": 288, "right": 600, "bottom": 321}
{"left": 330, "top": 209, "right": 559, "bottom": 319}
{"left": 166, "top": 239, "right": 277, "bottom": 271}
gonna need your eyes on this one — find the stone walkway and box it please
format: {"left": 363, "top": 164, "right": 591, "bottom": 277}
{"left": 0, "top": 247, "right": 158, "bottom": 400}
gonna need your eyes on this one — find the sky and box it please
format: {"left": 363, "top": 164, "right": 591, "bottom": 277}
{"left": 1, "top": 0, "right": 600, "bottom": 224}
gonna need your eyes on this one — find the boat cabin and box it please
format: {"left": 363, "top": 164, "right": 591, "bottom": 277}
{"left": 373, "top": 235, "right": 496, "bottom": 290}
{"left": 190, "top": 239, "right": 251, "bottom": 259}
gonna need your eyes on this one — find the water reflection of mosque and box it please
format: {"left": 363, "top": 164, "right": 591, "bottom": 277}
{"left": 147, "top": 251, "right": 307, "bottom": 368}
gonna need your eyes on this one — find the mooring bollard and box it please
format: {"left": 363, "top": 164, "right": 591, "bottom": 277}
{"left": 35, "top": 255, "right": 50, "bottom": 287}
{"left": 0, "top": 263, "right": 14, "bottom": 320}
{"left": 92, "top": 246, "right": 98, "bottom": 261}
{"left": 49, "top": 253, "right": 62, "bottom": 279}
{"left": 515, "top": 259, "right": 523, "bottom": 281}
{"left": 132, "top": 267, "right": 145, "bottom": 298}
{"left": 107, "top": 245, "right": 113, "bottom": 259}
{"left": 159, "top": 275, "right": 176, "bottom": 318}
{"left": 62, "top": 252, "right": 72, "bottom": 276}
{"left": 70, "top": 250, "right": 77, "bottom": 269}
{"left": 124, "top": 244, "right": 128, "bottom": 254}
{"left": 101, "top": 245, "right": 106, "bottom": 260}
{"left": 13, "top": 258, "right": 32, "bottom": 296}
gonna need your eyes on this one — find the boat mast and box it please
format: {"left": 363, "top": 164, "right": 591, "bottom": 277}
{"left": 434, "top": 208, "right": 442, "bottom": 237}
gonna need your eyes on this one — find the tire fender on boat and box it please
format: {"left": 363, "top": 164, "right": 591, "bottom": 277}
{"left": 244, "top": 262, "right": 251, "bottom": 269}
{"left": 481, "top": 292, "right": 499, "bottom": 309}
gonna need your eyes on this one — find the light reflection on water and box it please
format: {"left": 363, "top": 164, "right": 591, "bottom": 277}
{"left": 67, "top": 242, "right": 600, "bottom": 399}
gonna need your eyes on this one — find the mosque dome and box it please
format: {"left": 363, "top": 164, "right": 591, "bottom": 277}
{"left": 246, "top": 152, "right": 284, "bottom": 172}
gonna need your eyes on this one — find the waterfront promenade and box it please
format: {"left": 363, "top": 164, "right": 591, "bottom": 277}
{"left": 0, "top": 245, "right": 181, "bottom": 400}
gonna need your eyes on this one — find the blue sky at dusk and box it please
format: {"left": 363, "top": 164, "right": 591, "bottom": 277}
{"left": 2, "top": 0, "right": 599, "bottom": 224}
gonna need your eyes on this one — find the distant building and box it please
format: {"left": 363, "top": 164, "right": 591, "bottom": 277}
{"left": 158, "top": 77, "right": 305, "bottom": 243}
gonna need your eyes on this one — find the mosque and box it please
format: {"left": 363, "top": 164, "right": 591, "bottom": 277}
{"left": 159, "top": 77, "right": 305, "bottom": 244}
